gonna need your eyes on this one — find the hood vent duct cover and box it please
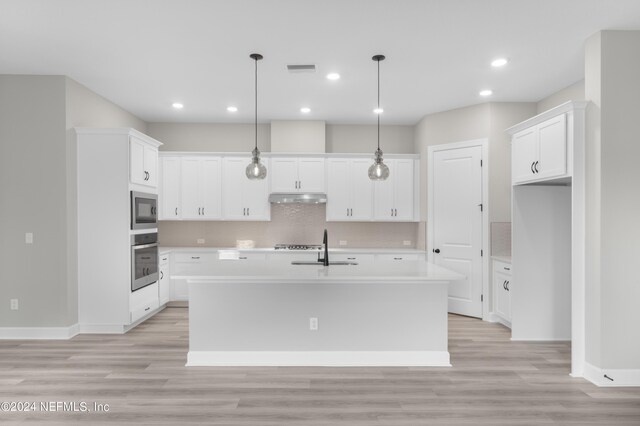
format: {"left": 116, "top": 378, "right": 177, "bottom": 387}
{"left": 269, "top": 193, "right": 327, "bottom": 204}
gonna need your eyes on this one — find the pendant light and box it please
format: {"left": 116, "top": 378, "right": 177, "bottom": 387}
{"left": 368, "top": 54, "right": 390, "bottom": 181}
{"left": 246, "top": 53, "right": 267, "bottom": 180}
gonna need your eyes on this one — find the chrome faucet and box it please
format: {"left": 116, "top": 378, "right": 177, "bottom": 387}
{"left": 318, "top": 229, "right": 329, "bottom": 266}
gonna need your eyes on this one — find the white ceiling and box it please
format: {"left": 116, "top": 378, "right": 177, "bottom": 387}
{"left": 2, "top": 0, "right": 640, "bottom": 125}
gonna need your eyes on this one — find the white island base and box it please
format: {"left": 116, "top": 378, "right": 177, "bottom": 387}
{"left": 180, "top": 260, "right": 462, "bottom": 367}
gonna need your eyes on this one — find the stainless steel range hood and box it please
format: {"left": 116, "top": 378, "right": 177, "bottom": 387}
{"left": 268, "top": 193, "right": 327, "bottom": 204}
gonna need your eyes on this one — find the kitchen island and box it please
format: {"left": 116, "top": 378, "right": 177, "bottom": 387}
{"left": 175, "top": 259, "right": 463, "bottom": 367}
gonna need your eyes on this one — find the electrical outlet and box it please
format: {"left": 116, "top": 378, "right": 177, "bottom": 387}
{"left": 197, "top": 239, "right": 205, "bottom": 244}
{"left": 339, "top": 240, "right": 347, "bottom": 246}
{"left": 403, "top": 240, "right": 412, "bottom": 246}
{"left": 25, "top": 233, "right": 33, "bottom": 244}
{"left": 10, "top": 299, "right": 18, "bottom": 310}
{"left": 309, "top": 317, "right": 318, "bottom": 331}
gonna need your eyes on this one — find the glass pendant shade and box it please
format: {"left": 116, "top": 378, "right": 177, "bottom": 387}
{"left": 246, "top": 148, "right": 267, "bottom": 179}
{"left": 368, "top": 148, "right": 390, "bottom": 180}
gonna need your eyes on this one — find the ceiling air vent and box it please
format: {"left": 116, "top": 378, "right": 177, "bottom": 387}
{"left": 287, "top": 64, "right": 316, "bottom": 73}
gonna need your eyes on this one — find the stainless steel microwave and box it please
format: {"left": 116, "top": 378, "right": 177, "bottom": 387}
{"left": 131, "top": 191, "right": 158, "bottom": 230}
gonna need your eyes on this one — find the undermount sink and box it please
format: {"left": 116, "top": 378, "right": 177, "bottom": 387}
{"left": 291, "top": 261, "right": 358, "bottom": 266}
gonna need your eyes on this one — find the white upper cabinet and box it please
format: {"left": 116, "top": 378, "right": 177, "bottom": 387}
{"left": 130, "top": 135, "right": 158, "bottom": 187}
{"left": 180, "top": 157, "right": 222, "bottom": 220}
{"left": 159, "top": 156, "right": 181, "bottom": 219}
{"left": 511, "top": 113, "right": 567, "bottom": 185}
{"left": 222, "top": 157, "right": 270, "bottom": 221}
{"left": 373, "top": 159, "right": 414, "bottom": 221}
{"left": 270, "top": 157, "right": 325, "bottom": 193}
{"left": 327, "top": 158, "right": 373, "bottom": 221}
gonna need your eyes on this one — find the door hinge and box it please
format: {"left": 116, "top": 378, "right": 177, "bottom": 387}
{"left": 481, "top": 294, "right": 484, "bottom": 302}
{"left": 481, "top": 250, "right": 483, "bottom": 257}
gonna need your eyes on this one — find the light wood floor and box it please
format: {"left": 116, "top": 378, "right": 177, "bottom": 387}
{"left": 1, "top": 308, "right": 639, "bottom": 425}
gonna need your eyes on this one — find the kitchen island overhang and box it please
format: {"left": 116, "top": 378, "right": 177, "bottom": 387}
{"left": 176, "top": 261, "right": 464, "bottom": 367}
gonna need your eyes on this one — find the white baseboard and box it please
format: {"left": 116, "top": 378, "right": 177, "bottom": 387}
{"left": 486, "top": 312, "right": 512, "bottom": 329}
{"left": 583, "top": 362, "right": 640, "bottom": 387}
{"left": 78, "top": 324, "right": 127, "bottom": 334}
{"left": 187, "top": 351, "right": 451, "bottom": 367}
{"left": 0, "top": 324, "right": 79, "bottom": 340}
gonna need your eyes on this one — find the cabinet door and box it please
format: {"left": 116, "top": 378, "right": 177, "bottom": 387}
{"left": 129, "top": 137, "right": 146, "bottom": 185}
{"left": 201, "top": 157, "right": 222, "bottom": 219}
{"left": 537, "top": 114, "right": 567, "bottom": 180}
{"left": 222, "top": 158, "right": 248, "bottom": 220}
{"left": 160, "top": 157, "right": 181, "bottom": 219}
{"left": 270, "top": 157, "right": 298, "bottom": 193}
{"left": 326, "top": 159, "right": 351, "bottom": 221}
{"left": 373, "top": 173, "right": 395, "bottom": 220}
{"left": 244, "top": 170, "right": 270, "bottom": 220}
{"left": 393, "top": 159, "right": 415, "bottom": 220}
{"left": 298, "top": 158, "right": 325, "bottom": 192}
{"left": 494, "top": 270, "right": 511, "bottom": 322}
{"left": 512, "top": 128, "right": 537, "bottom": 184}
{"left": 349, "top": 159, "right": 374, "bottom": 220}
{"left": 159, "top": 264, "right": 169, "bottom": 306}
{"left": 143, "top": 145, "right": 158, "bottom": 187}
{"left": 180, "top": 157, "right": 202, "bottom": 219}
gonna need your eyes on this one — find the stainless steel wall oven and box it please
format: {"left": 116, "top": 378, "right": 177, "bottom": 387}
{"left": 131, "top": 232, "right": 158, "bottom": 292}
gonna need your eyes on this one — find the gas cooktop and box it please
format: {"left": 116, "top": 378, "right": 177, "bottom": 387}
{"left": 274, "top": 244, "right": 323, "bottom": 251}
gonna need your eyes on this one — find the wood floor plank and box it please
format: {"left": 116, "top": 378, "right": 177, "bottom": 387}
{"left": 0, "top": 307, "right": 639, "bottom": 425}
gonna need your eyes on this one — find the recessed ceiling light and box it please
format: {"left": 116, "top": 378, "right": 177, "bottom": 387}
{"left": 479, "top": 90, "right": 493, "bottom": 97}
{"left": 300, "top": 107, "right": 311, "bottom": 113}
{"left": 227, "top": 106, "right": 238, "bottom": 112}
{"left": 172, "top": 102, "right": 184, "bottom": 109}
{"left": 491, "top": 58, "right": 509, "bottom": 67}
{"left": 326, "top": 73, "right": 340, "bottom": 80}
{"left": 373, "top": 108, "right": 384, "bottom": 114}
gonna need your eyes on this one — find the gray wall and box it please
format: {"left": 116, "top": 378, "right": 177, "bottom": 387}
{"left": 148, "top": 122, "right": 419, "bottom": 249}
{"left": 537, "top": 80, "right": 585, "bottom": 114}
{"left": 585, "top": 31, "right": 640, "bottom": 370}
{"left": 0, "top": 75, "right": 147, "bottom": 329}
{"left": 0, "top": 76, "right": 68, "bottom": 327}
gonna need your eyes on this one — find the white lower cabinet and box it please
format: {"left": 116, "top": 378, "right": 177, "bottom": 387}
{"left": 493, "top": 260, "right": 512, "bottom": 327}
{"left": 130, "top": 282, "right": 160, "bottom": 324}
{"left": 159, "top": 253, "right": 170, "bottom": 306}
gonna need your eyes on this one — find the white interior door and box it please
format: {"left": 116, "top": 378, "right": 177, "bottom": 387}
{"left": 431, "top": 144, "right": 483, "bottom": 318}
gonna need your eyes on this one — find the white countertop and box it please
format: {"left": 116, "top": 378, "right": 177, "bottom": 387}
{"left": 160, "top": 246, "right": 427, "bottom": 255}
{"left": 173, "top": 259, "right": 463, "bottom": 283}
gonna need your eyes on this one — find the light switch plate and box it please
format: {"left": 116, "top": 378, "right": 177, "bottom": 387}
{"left": 309, "top": 317, "right": 318, "bottom": 331}
{"left": 339, "top": 240, "right": 347, "bottom": 246}
{"left": 403, "top": 240, "right": 412, "bottom": 246}
{"left": 25, "top": 233, "right": 33, "bottom": 244}
{"left": 197, "top": 239, "right": 205, "bottom": 244}
{"left": 10, "top": 299, "right": 18, "bottom": 310}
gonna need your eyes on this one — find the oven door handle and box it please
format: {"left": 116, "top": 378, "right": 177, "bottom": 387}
{"left": 132, "top": 243, "right": 159, "bottom": 250}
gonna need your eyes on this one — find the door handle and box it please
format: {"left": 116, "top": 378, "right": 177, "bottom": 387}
{"left": 247, "top": 208, "right": 250, "bottom": 216}
{"left": 347, "top": 208, "right": 349, "bottom": 217}
{"left": 506, "top": 281, "right": 510, "bottom": 291}
{"left": 175, "top": 207, "right": 178, "bottom": 216}
{"left": 239, "top": 256, "right": 248, "bottom": 260}
{"left": 191, "top": 256, "right": 200, "bottom": 260}
{"left": 243, "top": 208, "right": 246, "bottom": 216}
{"left": 160, "top": 271, "right": 164, "bottom": 279}
{"left": 298, "top": 181, "right": 301, "bottom": 189}
{"left": 531, "top": 162, "right": 535, "bottom": 174}
{"left": 534, "top": 161, "right": 539, "bottom": 173}
{"left": 394, "top": 208, "right": 398, "bottom": 216}
{"left": 391, "top": 208, "right": 394, "bottom": 217}
{"left": 433, "top": 248, "right": 440, "bottom": 254}
{"left": 202, "top": 207, "right": 205, "bottom": 215}
{"left": 198, "top": 207, "right": 201, "bottom": 215}
{"left": 394, "top": 257, "right": 402, "bottom": 260}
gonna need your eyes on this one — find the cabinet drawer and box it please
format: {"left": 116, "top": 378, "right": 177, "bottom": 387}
{"left": 493, "top": 260, "right": 512, "bottom": 275}
{"left": 159, "top": 254, "right": 170, "bottom": 266}
{"left": 377, "top": 254, "right": 421, "bottom": 261}
{"left": 331, "top": 254, "right": 375, "bottom": 263}
{"left": 173, "top": 252, "right": 216, "bottom": 263}
{"left": 218, "top": 250, "right": 267, "bottom": 261}
{"left": 130, "top": 282, "right": 159, "bottom": 323}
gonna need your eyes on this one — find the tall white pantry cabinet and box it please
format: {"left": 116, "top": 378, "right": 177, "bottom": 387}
{"left": 75, "top": 128, "right": 163, "bottom": 333}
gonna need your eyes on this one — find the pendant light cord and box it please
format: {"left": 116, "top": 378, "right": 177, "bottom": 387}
{"left": 377, "top": 58, "right": 380, "bottom": 151}
{"left": 254, "top": 56, "right": 258, "bottom": 151}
